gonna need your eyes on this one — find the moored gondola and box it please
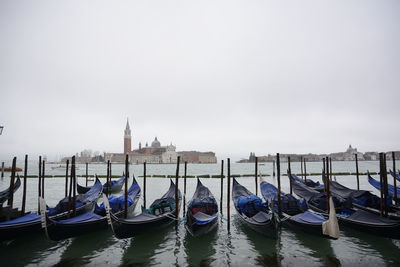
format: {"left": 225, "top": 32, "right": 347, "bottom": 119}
{"left": 232, "top": 178, "right": 277, "bottom": 237}
{"left": 0, "top": 175, "right": 21, "bottom": 206}
{"left": 105, "top": 180, "right": 181, "bottom": 239}
{"left": 77, "top": 176, "right": 126, "bottom": 194}
{"left": 42, "top": 176, "right": 141, "bottom": 241}
{"left": 390, "top": 170, "right": 400, "bottom": 182}
{"left": 0, "top": 178, "right": 103, "bottom": 241}
{"left": 328, "top": 178, "right": 400, "bottom": 220}
{"left": 185, "top": 179, "right": 218, "bottom": 236}
{"left": 291, "top": 174, "right": 325, "bottom": 192}
{"left": 260, "top": 177, "right": 339, "bottom": 238}
{"left": 291, "top": 176, "right": 400, "bottom": 239}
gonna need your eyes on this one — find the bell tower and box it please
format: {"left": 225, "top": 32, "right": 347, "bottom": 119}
{"left": 124, "top": 118, "right": 132, "bottom": 154}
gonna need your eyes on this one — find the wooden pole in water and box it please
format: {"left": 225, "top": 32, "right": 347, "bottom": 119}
{"left": 38, "top": 156, "right": 42, "bottom": 198}
{"left": 325, "top": 163, "right": 330, "bottom": 211}
{"left": 183, "top": 161, "right": 187, "bottom": 214}
{"left": 1, "top": 162, "right": 4, "bottom": 178}
{"left": 143, "top": 161, "right": 147, "bottom": 209}
{"left": 379, "top": 153, "right": 384, "bottom": 216}
{"left": 220, "top": 160, "right": 224, "bottom": 215}
{"left": 72, "top": 156, "right": 77, "bottom": 217}
{"left": 392, "top": 152, "right": 398, "bottom": 205}
{"left": 85, "top": 162, "right": 88, "bottom": 187}
{"left": 7, "top": 157, "right": 16, "bottom": 207}
{"left": 300, "top": 156, "right": 304, "bottom": 182}
{"left": 288, "top": 156, "right": 292, "bottom": 195}
{"left": 175, "top": 156, "right": 180, "bottom": 223}
{"left": 227, "top": 158, "right": 231, "bottom": 230}
{"left": 21, "top": 155, "right": 28, "bottom": 215}
{"left": 65, "top": 160, "right": 69, "bottom": 197}
{"left": 273, "top": 160, "right": 276, "bottom": 177}
{"left": 329, "top": 158, "right": 333, "bottom": 180}
{"left": 106, "top": 160, "right": 110, "bottom": 196}
{"left": 322, "top": 158, "right": 326, "bottom": 192}
{"left": 355, "top": 153, "right": 360, "bottom": 190}
{"left": 109, "top": 162, "right": 112, "bottom": 193}
{"left": 124, "top": 155, "right": 129, "bottom": 219}
{"left": 304, "top": 158, "right": 307, "bottom": 182}
{"left": 325, "top": 157, "right": 329, "bottom": 182}
{"left": 276, "top": 153, "right": 281, "bottom": 216}
{"left": 255, "top": 156, "right": 258, "bottom": 196}
{"left": 383, "top": 153, "right": 389, "bottom": 217}
{"left": 41, "top": 160, "right": 45, "bottom": 198}
{"left": 67, "top": 156, "right": 73, "bottom": 218}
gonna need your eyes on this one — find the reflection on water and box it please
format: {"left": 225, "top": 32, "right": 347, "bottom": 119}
{"left": 184, "top": 225, "right": 218, "bottom": 266}
{"left": 0, "top": 233, "right": 63, "bottom": 267}
{"left": 54, "top": 229, "right": 117, "bottom": 266}
{"left": 121, "top": 226, "right": 173, "bottom": 266}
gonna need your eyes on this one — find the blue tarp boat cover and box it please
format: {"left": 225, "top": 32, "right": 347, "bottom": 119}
{"left": 97, "top": 180, "right": 140, "bottom": 214}
{"left": 103, "top": 176, "right": 125, "bottom": 188}
{"left": 291, "top": 174, "right": 324, "bottom": 190}
{"left": 56, "top": 212, "right": 103, "bottom": 223}
{"left": 368, "top": 174, "right": 399, "bottom": 199}
{"left": 0, "top": 213, "right": 41, "bottom": 226}
{"left": 235, "top": 195, "right": 264, "bottom": 216}
{"left": 292, "top": 211, "right": 325, "bottom": 224}
{"left": 390, "top": 170, "right": 400, "bottom": 182}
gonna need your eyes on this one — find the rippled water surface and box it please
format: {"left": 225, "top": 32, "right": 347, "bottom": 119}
{"left": 1, "top": 161, "right": 400, "bottom": 266}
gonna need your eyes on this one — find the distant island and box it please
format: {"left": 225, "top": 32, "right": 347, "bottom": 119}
{"left": 238, "top": 145, "right": 399, "bottom": 163}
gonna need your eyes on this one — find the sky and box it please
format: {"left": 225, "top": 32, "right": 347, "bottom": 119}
{"left": 0, "top": 0, "right": 399, "bottom": 161}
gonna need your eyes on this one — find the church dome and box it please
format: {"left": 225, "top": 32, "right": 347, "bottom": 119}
{"left": 151, "top": 137, "right": 161, "bottom": 148}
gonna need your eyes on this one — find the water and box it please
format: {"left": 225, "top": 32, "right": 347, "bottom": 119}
{"left": 1, "top": 161, "right": 400, "bottom": 266}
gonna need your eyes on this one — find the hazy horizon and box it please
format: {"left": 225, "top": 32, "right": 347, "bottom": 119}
{"left": 1, "top": 1, "right": 399, "bottom": 162}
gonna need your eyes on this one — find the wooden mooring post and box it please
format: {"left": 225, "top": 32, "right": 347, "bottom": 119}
{"left": 304, "top": 158, "right": 307, "bottom": 182}
{"left": 255, "top": 157, "right": 258, "bottom": 195}
{"left": 300, "top": 156, "right": 304, "bottom": 182}
{"left": 41, "top": 159, "right": 45, "bottom": 198}
{"left": 67, "top": 156, "right": 74, "bottom": 218}
{"left": 379, "top": 153, "right": 384, "bottom": 216}
{"left": 329, "top": 158, "right": 333, "bottom": 180}
{"left": 106, "top": 160, "right": 110, "bottom": 196}
{"left": 21, "top": 155, "right": 28, "bottom": 215}
{"left": 72, "top": 156, "right": 76, "bottom": 217}
{"left": 1, "top": 162, "right": 4, "bottom": 179}
{"left": 272, "top": 160, "right": 276, "bottom": 177}
{"left": 65, "top": 160, "right": 69, "bottom": 197}
{"left": 355, "top": 153, "right": 360, "bottom": 190}
{"left": 143, "top": 161, "right": 147, "bottom": 209}
{"left": 175, "top": 156, "right": 180, "bottom": 224}
{"left": 183, "top": 161, "right": 187, "bottom": 215}
{"left": 383, "top": 153, "right": 389, "bottom": 217}
{"left": 220, "top": 160, "right": 224, "bottom": 215}
{"left": 276, "top": 153, "right": 281, "bottom": 216}
{"left": 85, "top": 162, "right": 88, "bottom": 187}
{"left": 324, "top": 161, "right": 330, "bottom": 211}
{"left": 38, "top": 156, "right": 42, "bottom": 199}
{"left": 227, "top": 158, "right": 231, "bottom": 231}
{"left": 392, "top": 152, "right": 398, "bottom": 205}
{"left": 322, "top": 158, "right": 326, "bottom": 192}
{"left": 288, "top": 156, "right": 292, "bottom": 194}
{"left": 7, "top": 157, "right": 16, "bottom": 208}
{"left": 124, "top": 155, "right": 129, "bottom": 219}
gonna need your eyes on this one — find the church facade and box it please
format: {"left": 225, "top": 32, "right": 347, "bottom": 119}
{"left": 104, "top": 119, "right": 178, "bottom": 164}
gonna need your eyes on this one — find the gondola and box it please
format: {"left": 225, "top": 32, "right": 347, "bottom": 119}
{"left": 0, "top": 176, "right": 21, "bottom": 205}
{"left": 291, "top": 176, "right": 400, "bottom": 239}
{"left": 291, "top": 173, "right": 325, "bottom": 192}
{"left": 232, "top": 178, "right": 277, "bottom": 237}
{"left": 105, "top": 179, "right": 181, "bottom": 239}
{"left": 185, "top": 179, "right": 218, "bottom": 236}
{"left": 42, "top": 177, "right": 141, "bottom": 241}
{"left": 0, "top": 178, "right": 103, "bottom": 241}
{"left": 368, "top": 173, "right": 400, "bottom": 199}
{"left": 260, "top": 177, "right": 339, "bottom": 238}
{"left": 328, "top": 178, "right": 400, "bottom": 220}
{"left": 77, "top": 175, "right": 126, "bottom": 194}
{"left": 390, "top": 170, "right": 400, "bottom": 182}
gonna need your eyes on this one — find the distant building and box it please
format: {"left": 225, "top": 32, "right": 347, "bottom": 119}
{"left": 104, "top": 119, "right": 216, "bottom": 164}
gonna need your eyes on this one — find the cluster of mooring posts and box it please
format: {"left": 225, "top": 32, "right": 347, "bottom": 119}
{"left": 0, "top": 151, "right": 400, "bottom": 241}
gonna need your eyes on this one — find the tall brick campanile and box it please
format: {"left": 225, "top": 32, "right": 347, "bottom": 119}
{"left": 124, "top": 118, "right": 132, "bottom": 154}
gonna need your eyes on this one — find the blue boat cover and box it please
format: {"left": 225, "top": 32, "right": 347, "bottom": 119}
{"left": 291, "top": 174, "right": 324, "bottom": 190}
{"left": 193, "top": 212, "right": 218, "bottom": 225}
{"left": 103, "top": 176, "right": 125, "bottom": 188}
{"left": 390, "top": 170, "right": 400, "bottom": 182}
{"left": 292, "top": 211, "right": 325, "bottom": 224}
{"left": 235, "top": 195, "right": 263, "bottom": 216}
{"left": 56, "top": 212, "right": 103, "bottom": 223}
{"left": 0, "top": 213, "right": 41, "bottom": 226}
{"left": 368, "top": 174, "right": 399, "bottom": 199}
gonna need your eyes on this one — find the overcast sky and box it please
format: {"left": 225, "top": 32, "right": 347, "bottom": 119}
{"left": 0, "top": 0, "right": 399, "bottom": 161}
